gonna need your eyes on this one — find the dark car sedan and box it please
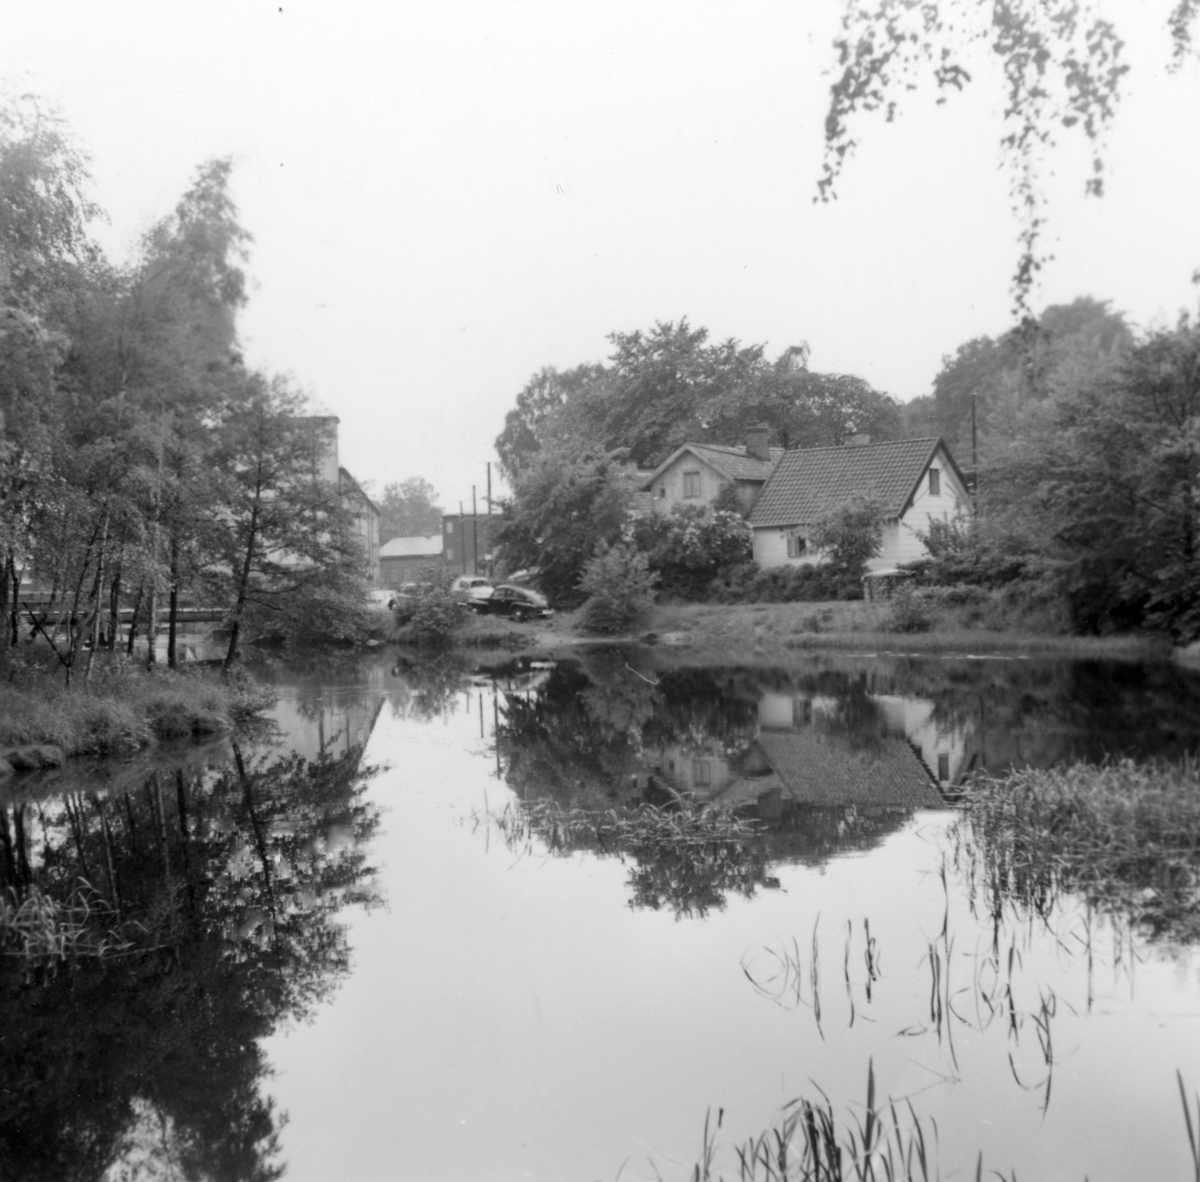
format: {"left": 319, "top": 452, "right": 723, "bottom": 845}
{"left": 471, "top": 584, "right": 553, "bottom": 622}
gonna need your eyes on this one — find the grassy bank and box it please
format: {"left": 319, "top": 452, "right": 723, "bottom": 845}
{"left": 644, "top": 600, "right": 1167, "bottom": 658}
{"left": 0, "top": 652, "right": 274, "bottom": 769}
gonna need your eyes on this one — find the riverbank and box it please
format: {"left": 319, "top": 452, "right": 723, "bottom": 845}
{"left": 0, "top": 655, "right": 274, "bottom": 775}
{"left": 431, "top": 599, "right": 1172, "bottom": 661}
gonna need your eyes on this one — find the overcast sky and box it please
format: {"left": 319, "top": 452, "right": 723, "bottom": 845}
{"left": 4, "top": 2, "right": 1199, "bottom": 511}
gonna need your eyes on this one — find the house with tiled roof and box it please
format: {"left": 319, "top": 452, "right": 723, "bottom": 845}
{"left": 748, "top": 436, "right": 972, "bottom": 572}
{"left": 639, "top": 424, "right": 784, "bottom": 517}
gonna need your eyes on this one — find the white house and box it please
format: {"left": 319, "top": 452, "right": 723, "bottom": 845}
{"left": 748, "top": 436, "right": 972, "bottom": 572}
{"left": 639, "top": 425, "right": 783, "bottom": 517}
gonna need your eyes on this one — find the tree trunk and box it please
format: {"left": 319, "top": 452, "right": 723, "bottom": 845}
{"left": 106, "top": 564, "right": 122, "bottom": 652}
{"left": 224, "top": 501, "right": 261, "bottom": 671}
{"left": 167, "top": 534, "right": 179, "bottom": 668}
{"left": 0, "top": 550, "right": 11, "bottom": 673}
{"left": 126, "top": 579, "right": 144, "bottom": 656}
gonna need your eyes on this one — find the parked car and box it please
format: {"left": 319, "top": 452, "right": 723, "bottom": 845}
{"left": 471, "top": 584, "right": 552, "bottom": 622}
{"left": 450, "top": 575, "right": 495, "bottom": 604}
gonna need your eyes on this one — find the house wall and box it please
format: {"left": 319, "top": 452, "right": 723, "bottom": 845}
{"left": 752, "top": 444, "right": 973, "bottom": 573}
{"left": 442, "top": 515, "right": 501, "bottom": 576}
{"left": 650, "top": 454, "right": 730, "bottom": 515}
{"left": 380, "top": 554, "right": 441, "bottom": 586}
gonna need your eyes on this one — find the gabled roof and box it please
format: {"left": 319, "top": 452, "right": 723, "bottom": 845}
{"left": 338, "top": 466, "right": 380, "bottom": 514}
{"left": 380, "top": 535, "right": 443, "bottom": 559}
{"left": 640, "top": 443, "right": 785, "bottom": 489}
{"left": 754, "top": 731, "right": 946, "bottom": 809}
{"left": 748, "top": 437, "right": 960, "bottom": 528}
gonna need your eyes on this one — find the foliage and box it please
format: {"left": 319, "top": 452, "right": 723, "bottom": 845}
{"left": 819, "top": 4, "right": 1180, "bottom": 314}
{"left": 809, "top": 492, "right": 886, "bottom": 582}
{"left": 981, "top": 314, "right": 1200, "bottom": 641}
{"left": 405, "top": 569, "right": 464, "bottom": 645}
{"left": 885, "top": 585, "right": 934, "bottom": 633}
{"left": 954, "top": 758, "right": 1200, "bottom": 943}
{"left": 710, "top": 560, "right": 858, "bottom": 604}
{"left": 494, "top": 319, "right": 897, "bottom": 481}
{"left": 0, "top": 100, "right": 374, "bottom": 678}
{"left": 578, "top": 543, "right": 658, "bottom": 634}
{"left": 630, "top": 505, "right": 752, "bottom": 600}
{"left": 495, "top": 445, "right": 632, "bottom": 607}
{"left": 377, "top": 475, "right": 442, "bottom": 542}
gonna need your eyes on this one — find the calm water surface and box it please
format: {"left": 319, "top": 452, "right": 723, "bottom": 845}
{"left": 3, "top": 648, "right": 1200, "bottom": 1181}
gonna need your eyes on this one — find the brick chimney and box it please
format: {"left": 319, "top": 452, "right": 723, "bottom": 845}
{"left": 746, "top": 422, "right": 772, "bottom": 462}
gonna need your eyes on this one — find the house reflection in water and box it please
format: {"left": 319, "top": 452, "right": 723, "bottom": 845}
{"left": 649, "top": 688, "right": 976, "bottom": 825}
{"left": 266, "top": 662, "right": 388, "bottom": 762}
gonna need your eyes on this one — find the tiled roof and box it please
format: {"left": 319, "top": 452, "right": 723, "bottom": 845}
{"left": 754, "top": 731, "right": 946, "bottom": 808}
{"left": 748, "top": 438, "right": 940, "bottom": 528}
{"left": 641, "top": 444, "right": 784, "bottom": 489}
{"left": 380, "top": 535, "right": 443, "bottom": 558}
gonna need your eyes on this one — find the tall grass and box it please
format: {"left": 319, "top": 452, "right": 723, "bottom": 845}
{"left": 0, "top": 650, "right": 274, "bottom": 759}
{"left": 0, "top": 881, "right": 135, "bottom": 977}
{"left": 951, "top": 758, "right": 1200, "bottom": 941}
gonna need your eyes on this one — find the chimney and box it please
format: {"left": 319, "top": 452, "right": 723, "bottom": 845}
{"left": 846, "top": 433, "right": 871, "bottom": 447}
{"left": 746, "top": 422, "right": 771, "bottom": 462}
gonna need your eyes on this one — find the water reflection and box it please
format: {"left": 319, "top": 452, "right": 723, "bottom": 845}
{"left": 0, "top": 717, "right": 380, "bottom": 1181}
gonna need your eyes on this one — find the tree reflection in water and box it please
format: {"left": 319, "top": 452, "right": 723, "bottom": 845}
{"left": 0, "top": 739, "right": 380, "bottom": 1182}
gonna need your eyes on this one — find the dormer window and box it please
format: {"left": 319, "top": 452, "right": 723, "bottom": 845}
{"left": 929, "top": 468, "right": 941, "bottom": 496}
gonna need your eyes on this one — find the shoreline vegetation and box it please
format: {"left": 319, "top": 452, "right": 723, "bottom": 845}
{"left": 0, "top": 653, "right": 274, "bottom": 776}
{"left": 385, "top": 598, "right": 1177, "bottom": 662}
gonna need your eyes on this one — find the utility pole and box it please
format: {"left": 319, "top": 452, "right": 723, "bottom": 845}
{"left": 459, "top": 501, "right": 466, "bottom": 573}
{"left": 472, "top": 485, "right": 479, "bottom": 575}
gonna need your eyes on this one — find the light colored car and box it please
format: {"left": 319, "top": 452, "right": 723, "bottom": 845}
{"left": 450, "top": 575, "right": 494, "bottom": 603}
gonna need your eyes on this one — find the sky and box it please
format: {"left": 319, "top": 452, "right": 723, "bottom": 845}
{"left": 3, "top": 1, "right": 1199, "bottom": 512}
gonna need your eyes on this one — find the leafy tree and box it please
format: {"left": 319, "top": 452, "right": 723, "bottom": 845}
{"left": 820, "top": 3, "right": 1198, "bottom": 314}
{"left": 377, "top": 475, "right": 443, "bottom": 541}
{"left": 494, "top": 363, "right": 607, "bottom": 483}
{"left": 929, "top": 297, "right": 1133, "bottom": 461}
{"left": 809, "top": 492, "right": 886, "bottom": 587}
{"left": 205, "top": 375, "right": 367, "bottom": 668}
{"left": 578, "top": 543, "right": 658, "bottom": 634}
{"left": 495, "top": 445, "right": 633, "bottom": 606}
{"left": 702, "top": 355, "right": 901, "bottom": 451}
{"left": 631, "top": 505, "right": 752, "bottom": 600}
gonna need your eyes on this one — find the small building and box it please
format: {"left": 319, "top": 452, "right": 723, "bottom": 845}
{"left": 379, "top": 535, "right": 443, "bottom": 587}
{"left": 639, "top": 424, "right": 783, "bottom": 517}
{"left": 442, "top": 513, "right": 502, "bottom": 577}
{"left": 748, "top": 436, "right": 972, "bottom": 573}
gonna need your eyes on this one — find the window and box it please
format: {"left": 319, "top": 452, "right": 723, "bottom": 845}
{"left": 446, "top": 521, "right": 454, "bottom": 534}
{"left": 786, "top": 530, "right": 807, "bottom": 558}
{"left": 658, "top": 485, "right": 666, "bottom": 499}
{"left": 937, "top": 753, "right": 950, "bottom": 782}
{"left": 692, "top": 759, "right": 711, "bottom": 786}
{"left": 929, "top": 468, "right": 941, "bottom": 496}
{"left": 446, "top": 546, "right": 454, "bottom": 561}
{"left": 683, "top": 470, "right": 701, "bottom": 498}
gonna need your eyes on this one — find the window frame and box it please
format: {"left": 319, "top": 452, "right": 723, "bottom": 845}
{"left": 929, "top": 467, "right": 941, "bottom": 496}
{"left": 786, "top": 529, "right": 807, "bottom": 559}
{"left": 682, "top": 469, "right": 701, "bottom": 498}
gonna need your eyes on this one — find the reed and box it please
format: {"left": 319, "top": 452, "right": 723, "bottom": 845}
{"left": 951, "top": 758, "right": 1200, "bottom": 942}
{"left": 0, "top": 881, "right": 135, "bottom": 976}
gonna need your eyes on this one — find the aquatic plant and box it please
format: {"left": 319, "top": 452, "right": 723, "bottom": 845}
{"left": 0, "top": 881, "right": 135, "bottom": 976}
{"left": 477, "top": 799, "right": 767, "bottom": 917}
{"left": 951, "top": 758, "right": 1200, "bottom": 943}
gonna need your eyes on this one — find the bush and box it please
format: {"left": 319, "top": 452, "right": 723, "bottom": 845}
{"left": 578, "top": 544, "right": 658, "bottom": 634}
{"left": 631, "top": 505, "right": 752, "bottom": 601}
{"left": 708, "top": 560, "right": 861, "bottom": 604}
{"left": 886, "top": 586, "right": 934, "bottom": 633}
{"left": 406, "top": 573, "right": 464, "bottom": 645}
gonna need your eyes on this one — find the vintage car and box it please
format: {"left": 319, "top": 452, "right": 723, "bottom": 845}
{"left": 470, "top": 584, "right": 552, "bottom": 622}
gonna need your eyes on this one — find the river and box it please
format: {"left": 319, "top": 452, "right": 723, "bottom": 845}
{"left": 3, "top": 646, "right": 1200, "bottom": 1181}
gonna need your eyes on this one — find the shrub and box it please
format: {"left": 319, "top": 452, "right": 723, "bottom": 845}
{"left": 631, "top": 505, "right": 752, "bottom": 601}
{"left": 886, "top": 586, "right": 934, "bottom": 632}
{"left": 808, "top": 493, "right": 885, "bottom": 582}
{"left": 578, "top": 544, "right": 658, "bottom": 634}
{"left": 407, "top": 573, "right": 464, "bottom": 645}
